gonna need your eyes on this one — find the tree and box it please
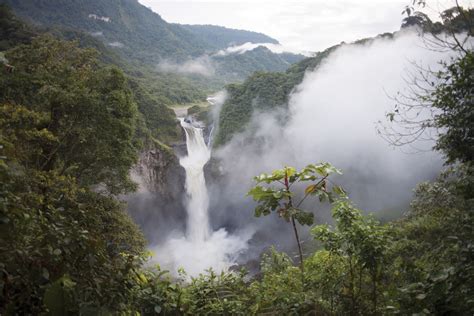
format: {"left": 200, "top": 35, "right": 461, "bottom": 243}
{"left": 431, "top": 51, "right": 474, "bottom": 163}
{"left": 312, "top": 200, "right": 391, "bottom": 315}
{"left": 0, "top": 35, "right": 139, "bottom": 194}
{"left": 248, "top": 163, "right": 346, "bottom": 271}
{"left": 0, "top": 36, "right": 145, "bottom": 313}
{"left": 381, "top": 2, "right": 473, "bottom": 166}
{"left": 0, "top": 107, "right": 146, "bottom": 313}
{"left": 401, "top": 11, "right": 432, "bottom": 29}
{"left": 0, "top": 4, "right": 36, "bottom": 51}
{"left": 388, "top": 165, "right": 474, "bottom": 314}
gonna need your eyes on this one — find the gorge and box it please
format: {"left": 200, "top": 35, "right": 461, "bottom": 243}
{"left": 147, "top": 115, "right": 250, "bottom": 276}
{"left": 138, "top": 30, "right": 457, "bottom": 275}
{"left": 1, "top": 1, "right": 472, "bottom": 314}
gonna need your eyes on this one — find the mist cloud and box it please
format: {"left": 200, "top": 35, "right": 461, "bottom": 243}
{"left": 108, "top": 41, "right": 124, "bottom": 48}
{"left": 208, "top": 30, "right": 461, "bottom": 255}
{"left": 155, "top": 42, "right": 306, "bottom": 78}
{"left": 157, "top": 55, "right": 215, "bottom": 76}
{"left": 215, "top": 42, "right": 310, "bottom": 56}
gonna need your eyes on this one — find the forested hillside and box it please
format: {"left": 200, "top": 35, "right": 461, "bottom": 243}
{"left": 214, "top": 46, "right": 303, "bottom": 84}
{"left": 0, "top": 1, "right": 473, "bottom": 315}
{"left": 1, "top": 0, "right": 207, "bottom": 63}
{"left": 0, "top": 0, "right": 304, "bottom": 87}
{"left": 2, "top": 27, "right": 471, "bottom": 314}
{"left": 0, "top": 3, "right": 197, "bottom": 143}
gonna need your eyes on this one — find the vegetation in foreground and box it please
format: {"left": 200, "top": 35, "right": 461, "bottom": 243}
{"left": 0, "top": 2, "right": 473, "bottom": 315}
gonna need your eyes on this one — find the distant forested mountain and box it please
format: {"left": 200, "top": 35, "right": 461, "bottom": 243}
{"left": 214, "top": 46, "right": 304, "bottom": 83}
{"left": 0, "top": 0, "right": 305, "bottom": 145}
{"left": 1, "top": 0, "right": 208, "bottom": 63}
{"left": 1, "top": 0, "right": 302, "bottom": 82}
{"left": 180, "top": 24, "right": 279, "bottom": 49}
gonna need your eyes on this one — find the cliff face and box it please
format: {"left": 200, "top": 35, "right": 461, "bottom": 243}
{"left": 126, "top": 140, "right": 187, "bottom": 244}
{"left": 134, "top": 145, "right": 184, "bottom": 196}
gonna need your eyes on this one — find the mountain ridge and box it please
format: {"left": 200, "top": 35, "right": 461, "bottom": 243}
{"left": 179, "top": 23, "right": 279, "bottom": 50}
{"left": 1, "top": 0, "right": 304, "bottom": 86}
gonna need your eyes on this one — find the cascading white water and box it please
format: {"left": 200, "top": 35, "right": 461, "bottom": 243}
{"left": 150, "top": 115, "right": 252, "bottom": 277}
{"left": 207, "top": 125, "right": 214, "bottom": 147}
{"left": 179, "top": 119, "right": 211, "bottom": 241}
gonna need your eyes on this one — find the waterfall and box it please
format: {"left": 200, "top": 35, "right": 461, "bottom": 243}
{"left": 179, "top": 119, "right": 211, "bottom": 242}
{"left": 207, "top": 124, "right": 214, "bottom": 148}
{"left": 150, "top": 116, "right": 252, "bottom": 277}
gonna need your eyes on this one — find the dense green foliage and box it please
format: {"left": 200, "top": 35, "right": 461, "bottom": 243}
{"left": 1, "top": 0, "right": 207, "bottom": 64}
{"left": 388, "top": 165, "right": 474, "bottom": 314}
{"left": 0, "top": 35, "right": 139, "bottom": 193}
{"left": 1, "top": 0, "right": 305, "bottom": 95}
{"left": 0, "top": 1, "right": 472, "bottom": 314}
{"left": 0, "top": 36, "right": 149, "bottom": 313}
{"left": 312, "top": 201, "right": 391, "bottom": 314}
{"left": 0, "top": 4, "right": 36, "bottom": 51}
{"left": 431, "top": 51, "right": 474, "bottom": 163}
{"left": 214, "top": 46, "right": 304, "bottom": 83}
{"left": 129, "top": 79, "right": 180, "bottom": 144}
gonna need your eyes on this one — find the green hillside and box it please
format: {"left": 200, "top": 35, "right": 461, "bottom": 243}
{"left": 1, "top": 0, "right": 207, "bottom": 64}
{"left": 214, "top": 46, "right": 304, "bottom": 83}
{"left": 1, "top": 0, "right": 305, "bottom": 88}
{"left": 1, "top": 1, "right": 473, "bottom": 315}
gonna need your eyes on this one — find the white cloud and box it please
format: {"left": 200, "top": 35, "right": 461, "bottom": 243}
{"left": 88, "top": 14, "right": 111, "bottom": 22}
{"left": 139, "top": 0, "right": 473, "bottom": 51}
{"left": 157, "top": 55, "right": 215, "bottom": 76}
{"left": 215, "top": 42, "right": 311, "bottom": 56}
{"left": 108, "top": 41, "right": 124, "bottom": 47}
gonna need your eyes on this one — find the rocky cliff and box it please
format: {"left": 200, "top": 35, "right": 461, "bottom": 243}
{"left": 127, "top": 139, "right": 187, "bottom": 244}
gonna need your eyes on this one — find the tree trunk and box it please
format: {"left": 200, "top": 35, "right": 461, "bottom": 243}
{"left": 291, "top": 215, "right": 304, "bottom": 273}
{"left": 372, "top": 265, "right": 377, "bottom": 315}
{"left": 284, "top": 171, "right": 304, "bottom": 273}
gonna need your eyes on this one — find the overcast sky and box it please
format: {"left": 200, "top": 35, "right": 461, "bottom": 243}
{"left": 138, "top": 0, "right": 472, "bottom": 52}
